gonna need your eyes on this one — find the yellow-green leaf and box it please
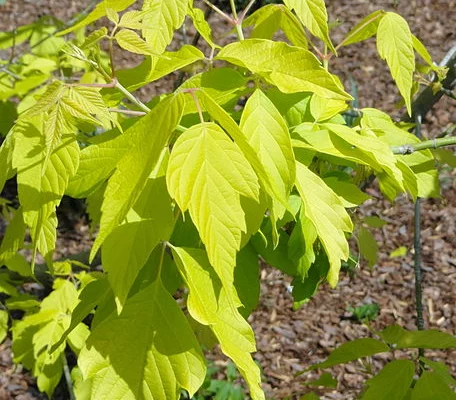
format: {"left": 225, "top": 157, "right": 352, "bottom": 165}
{"left": 80, "top": 27, "right": 108, "bottom": 49}
{"left": 79, "top": 279, "right": 206, "bottom": 399}
{"left": 91, "top": 94, "right": 184, "bottom": 260}
{"left": 188, "top": 5, "right": 220, "bottom": 49}
{"left": 376, "top": 12, "right": 415, "bottom": 116}
{"left": 243, "top": 4, "right": 308, "bottom": 48}
{"left": 118, "top": 10, "right": 148, "bottom": 30}
{"left": 167, "top": 122, "right": 259, "bottom": 299}
{"left": 171, "top": 247, "right": 265, "bottom": 400}
{"left": 102, "top": 154, "right": 174, "bottom": 309}
{"left": 13, "top": 122, "right": 79, "bottom": 266}
{"left": 115, "top": 29, "right": 155, "bottom": 55}
{"left": 283, "top": 0, "right": 335, "bottom": 53}
{"left": 116, "top": 45, "right": 205, "bottom": 93}
{"left": 197, "top": 90, "right": 289, "bottom": 209}
{"left": 105, "top": 8, "right": 119, "bottom": 25}
{"left": 58, "top": 0, "right": 136, "bottom": 36}
{"left": 361, "top": 108, "right": 436, "bottom": 198}
{"left": 142, "top": 0, "right": 189, "bottom": 54}
{"left": 217, "top": 39, "right": 351, "bottom": 100}
{"left": 338, "top": 10, "right": 385, "bottom": 47}
{"left": 240, "top": 89, "right": 295, "bottom": 243}
{"left": 295, "top": 162, "right": 353, "bottom": 286}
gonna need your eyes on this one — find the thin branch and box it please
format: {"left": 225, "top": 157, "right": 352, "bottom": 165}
{"left": 114, "top": 80, "right": 151, "bottom": 113}
{"left": 0, "top": 66, "right": 21, "bottom": 80}
{"left": 108, "top": 108, "right": 147, "bottom": 116}
{"left": 239, "top": 0, "right": 257, "bottom": 22}
{"left": 391, "top": 136, "right": 456, "bottom": 155}
{"left": 402, "top": 45, "right": 456, "bottom": 122}
{"left": 69, "top": 81, "right": 116, "bottom": 88}
{"left": 183, "top": 88, "right": 204, "bottom": 123}
{"left": 229, "top": 0, "right": 239, "bottom": 20}
{"left": 201, "top": 0, "right": 235, "bottom": 24}
{"left": 61, "top": 352, "right": 76, "bottom": 400}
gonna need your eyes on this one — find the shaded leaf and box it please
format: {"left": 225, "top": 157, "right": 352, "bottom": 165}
{"left": 362, "top": 360, "right": 415, "bottom": 400}
{"left": 312, "top": 338, "right": 389, "bottom": 370}
{"left": 91, "top": 94, "right": 184, "bottom": 260}
{"left": 379, "top": 324, "right": 456, "bottom": 349}
{"left": 411, "top": 371, "right": 456, "bottom": 400}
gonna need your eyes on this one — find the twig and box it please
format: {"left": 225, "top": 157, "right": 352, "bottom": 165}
{"left": 0, "top": 66, "right": 21, "bottom": 80}
{"left": 402, "top": 45, "right": 456, "bottom": 122}
{"left": 238, "top": 0, "right": 257, "bottom": 21}
{"left": 201, "top": 0, "right": 235, "bottom": 24}
{"left": 390, "top": 136, "right": 456, "bottom": 154}
{"left": 108, "top": 108, "right": 147, "bottom": 116}
{"left": 183, "top": 88, "right": 204, "bottom": 123}
{"left": 114, "top": 80, "right": 151, "bottom": 113}
{"left": 61, "top": 352, "right": 76, "bottom": 400}
{"left": 413, "top": 114, "right": 425, "bottom": 369}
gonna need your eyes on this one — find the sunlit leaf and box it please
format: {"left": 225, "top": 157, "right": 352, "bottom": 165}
{"left": 217, "top": 39, "right": 351, "bottom": 100}
{"left": 295, "top": 162, "right": 353, "bottom": 286}
{"left": 283, "top": 0, "right": 335, "bottom": 52}
{"left": 240, "top": 89, "right": 295, "bottom": 244}
{"left": 79, "top": 279, "right": 206, "bottom": 399}
{"left": 171, "top": 247, "right": 265, "bottom": 400}
{"left": 142, "top": 0, "right": 189, "bottom": 54}
{"left": 167, "top": 122, "right": 259, "bottom": 302}
{"left": 376, "top": 12, "right": 415, "bottom": 115}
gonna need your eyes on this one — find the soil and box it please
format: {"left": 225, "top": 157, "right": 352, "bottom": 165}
{"left": 0, "top": 1, "right": 455, "bottom": 399}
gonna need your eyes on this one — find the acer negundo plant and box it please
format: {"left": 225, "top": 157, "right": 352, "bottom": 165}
{"left": 0, "top": 0, "right": 455, "bottom": 399}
